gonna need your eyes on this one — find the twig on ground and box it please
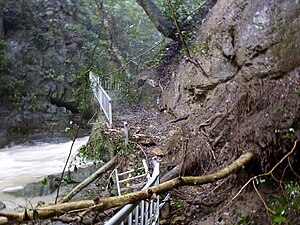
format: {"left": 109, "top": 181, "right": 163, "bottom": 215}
{"left": 252, "top": 180, "right": 275, "bottom": 214}
{"left": 288, "top": 156, "right": 300, "bottom": 179}
{"left": 206, "top": 178, "right": 229, "bottom": 198}
{"left": 168, "top": 114, "right": 190, "bottom": 124}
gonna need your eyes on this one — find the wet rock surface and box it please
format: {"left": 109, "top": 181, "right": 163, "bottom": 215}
{"left": 0, "top": 0, "right": 92, "bottom": 148}
{"left": 2, "top": 164, "right": 98, "bottom": 198}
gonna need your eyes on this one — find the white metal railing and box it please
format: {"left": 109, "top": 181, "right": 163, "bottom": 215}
{"left": 105, "top": 158, "right": 160, "bottom": 225}
{"left": 97, "top": 74, "right": 128, "bottom": 93}
{"left": 89, "top": 71, "right": 113, "bottom": 127}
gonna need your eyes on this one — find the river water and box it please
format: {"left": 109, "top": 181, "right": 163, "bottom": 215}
{"left": 0, "top": 136, "right": 89, "bottom": 209}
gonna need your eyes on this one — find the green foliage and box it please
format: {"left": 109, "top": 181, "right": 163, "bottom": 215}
{"left": 201, "top": 35, "right": 211, "bottom": 55}
{"left": 296, "top": 89, "right": 300, "bottom": 96}
{"left": 143, "top": 39, "right": 171, "bottom": 67}
{"left": 71, "top": 66, "right": 91, "bottom": 113}
{"left": 232, "top": 210, "right": 254, "bottom": 225}
{"left": 103, "top": 0, "right": 164, "bottom": 75}
{"left": 109, "top": 131, "right": 128, "bottom": 156}
{"left": 255, "top": 177, "right": 266, "bottom": 185}
{"left": 170, "top": 198, "right": 183, "bottom": 209}
{"left": 77, "top": 138, "right": 108, "bottom": 163}
{"left": 161, "top": 0, "right": 205, "bottom": 23}
{"left": 282, "top": 128, "right": 295, "bottom": 140}
{"left": 0, "top": 39, "right": 10, "bottom": 73}
{"left": 0, "top": 75, "right": 22, "bottom": 105}
{"left": 76, "top": 117, "right": 128, "bottom": 163}
{"left": 274, "top": 127, "right": 296, "bottom": 140}
{"left": 64, "top": 120, "right": 74, "bottom": 136}
{"left": 41, "top": 177, "right": 48, "bottom": 185}
{"left": 268, "top": 181, "right": 300, "bottom": 224}
{"left": 43, "top": 68, "right": 56, "bottom": 79}
{"left": 0, "top": 40, "right": 15, "bottom": 103}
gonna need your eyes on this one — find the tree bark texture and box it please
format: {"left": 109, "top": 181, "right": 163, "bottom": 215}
{"left": 135, "top": 0, "right": 176, "bottom": 39}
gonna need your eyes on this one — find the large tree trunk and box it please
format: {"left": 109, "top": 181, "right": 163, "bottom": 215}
{"left": 135, "top": 0, "right": 218, "bottom": 40}
{"left": 135, "top": 0, "right": 176, "bottom": 39}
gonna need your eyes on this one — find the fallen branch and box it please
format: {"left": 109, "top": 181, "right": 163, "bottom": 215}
{"left": 0, "top": 152, "right": 254, "bottom": 225}
{"left": 59, "top": 156, "right": 118, "bottom": 203}
{"left": 160, "top": 164, "right": 181, "bottom": 183}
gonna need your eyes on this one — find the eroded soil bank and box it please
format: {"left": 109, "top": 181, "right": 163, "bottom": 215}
{"left": 127, "top": 0, "right": 300, "bottom": 224}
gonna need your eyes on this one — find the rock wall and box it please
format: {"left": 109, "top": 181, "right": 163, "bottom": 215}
{"left": 160, "top": 0, "right": 299, "bottom": 115}
{"left": 0, "top": 0, "right": 93, "bottom": 147}
{"left": 140, "top": 0, "right": 299, "bottom": 172}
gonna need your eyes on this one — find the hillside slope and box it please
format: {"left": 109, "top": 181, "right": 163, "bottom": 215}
{"left": 137, "top": 0, "right": 299, "bottom": 223}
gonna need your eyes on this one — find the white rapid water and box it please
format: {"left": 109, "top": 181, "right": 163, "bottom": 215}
{"left": 0, "top": 136, "right": 89, "bottom": 209}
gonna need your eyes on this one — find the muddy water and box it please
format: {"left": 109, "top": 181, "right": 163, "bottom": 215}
{"left": 0, "top": 136, "right": 89, "bottom": 209}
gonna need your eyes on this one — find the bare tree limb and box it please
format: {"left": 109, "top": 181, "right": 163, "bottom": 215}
{"left": 226, "top": 140, "right": 298, "bottom": 208}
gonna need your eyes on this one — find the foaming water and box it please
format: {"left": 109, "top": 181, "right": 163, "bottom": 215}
{"left": 0, "top": 136, "right": 89, "bottom": 208}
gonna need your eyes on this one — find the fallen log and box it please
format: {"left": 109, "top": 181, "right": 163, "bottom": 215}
{"left": 59, "top": 156, "right": 119, "bottom": 203}
{"left": 0, "top": 152, "right": 254, "bottom": 225}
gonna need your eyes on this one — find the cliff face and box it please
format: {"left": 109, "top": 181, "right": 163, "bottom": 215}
{"left": 141, "top": 0, "right": 299, "bottom": 171}
{"left": 0, "top": 0, "right": 93, "bottom": 147}
{"left": 160, "top": 0, "right": 299, "bottom": 114}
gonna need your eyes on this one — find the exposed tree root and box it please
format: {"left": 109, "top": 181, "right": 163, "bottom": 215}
{"left": 206, "top": 112, "right": 228, "bottom": 134}
{"left": 0, "top": 152, "right": 254, "bottom": 225}
{"left": 212, "top": 126, "right": 230, "bottom": 148}
{"left": 252, "top": 180, "right": 275, "bottom": 214}
{"left": 226, "top": 140, "right": 298, "bottom": 211}
{"left": 199, "top": 112, "right": 224, "bottom": 129}
{"left": 198, "top": 111, "right": 230, "bottom": 149}
{"left": 168, "top": 114, "right": 190, "bottom": 124}
{"left": 288, "top": 156, "right": 300, "bottom": 179}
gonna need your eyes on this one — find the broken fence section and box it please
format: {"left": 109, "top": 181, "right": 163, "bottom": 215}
{"left": 105, "top": 158, "right": 160, "bottom": 225}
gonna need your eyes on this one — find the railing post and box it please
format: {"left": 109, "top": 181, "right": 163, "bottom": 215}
{"left": 89, "top": 71, "right": 113, "bottom": 127}
{"left": 124, "top": 121, "right": 128, "bottom": 148}
{"left": 109, "top": 99, "right": 112, "bottom": 127}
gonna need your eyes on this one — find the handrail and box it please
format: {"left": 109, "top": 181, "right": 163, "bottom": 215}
{"left": 89, "top": 71, "right": 113, "bottom": 127}
{"left": 105, "top": 159, "right": 160, "bottom": 225}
